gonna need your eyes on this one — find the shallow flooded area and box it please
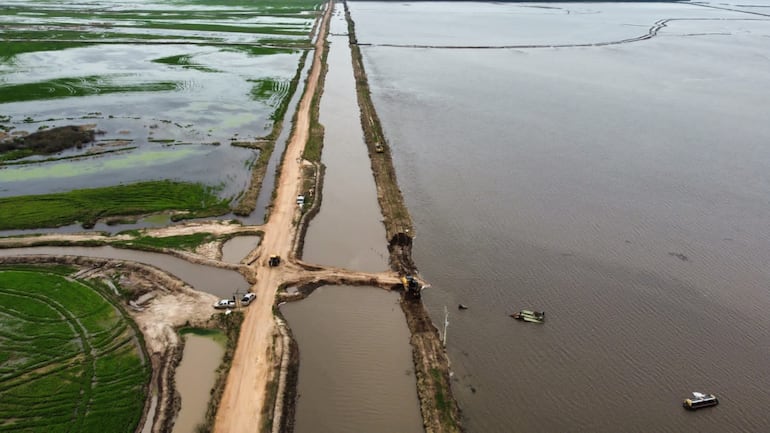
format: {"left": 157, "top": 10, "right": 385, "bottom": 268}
{"left": 0, "top": 246, "right": 248, "bottom": 297}
{"left": 221, "top": 235, "right": 261, "bottom": 263}
{"left": 301, "top": 5, "right": 388, "bottom": 272}
{"left": 352, "top": 1, "right": 770, "bottom": 432}
{"left": 280, "top": 285, "right": 422, "bottom": 433}
{"left": 1, "top": 0, "right": 313, "bottom": 201}
{"left": 172, "top": 332, "right": 225, "bottom": 433}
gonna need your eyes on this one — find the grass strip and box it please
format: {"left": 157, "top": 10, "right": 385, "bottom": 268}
{"left": 0, "top": 75, "right": 178, "bottom": 104}
{"left": 113, "top": 233, "right": 217, "bottom": 252}
{"left": 0, "top": 180, "right": 230, "bottom": 230}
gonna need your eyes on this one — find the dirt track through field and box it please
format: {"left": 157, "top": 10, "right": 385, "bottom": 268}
{"left": 210, "top": 3, "right": 406, "bottom": 431}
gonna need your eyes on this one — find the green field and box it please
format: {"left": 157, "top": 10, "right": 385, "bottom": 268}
{"left": 0, "top": 267, "right": 149, "bottom": 432}
{"left": 0, "top": 180, "right": 230, "bottom": 230}
{"left": 114, "top": 232, "right": 218, "bottom": 252}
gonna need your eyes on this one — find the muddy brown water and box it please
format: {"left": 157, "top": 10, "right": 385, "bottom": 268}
{"left": 351, "top": 2, "right": 770, "bottom": 432}
{"left": 221, "top": 235, "right": 261, "bottom": 263}
{"left": 301, "top": 4, "right": 389, "bottom": 273}
{"left": 280, "top": 285, "right": 422, "bottom": 433}
{"left": 284, "top": 5, "right": 421, "bottom": 433}
{"left": 0, "top": 246, "right": 248, "bottom": 298}
{"left": 172, "top": 333, "right": 225, "bottom": 433}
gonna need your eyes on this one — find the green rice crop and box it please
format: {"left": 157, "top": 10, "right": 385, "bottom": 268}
{"left": 152, "top": 54, "right": 221, "bottom": 72}
{"left": 114, "top": 232, "right": 217, "bottom": 252}
{"left": 0, "top": 269, "right": 149, "bottom": 433}
{"left": 0, "top": 75, "right": 178, "bottom": 104}
{"left": 0, "top": 180, "right": 230, "bottom": 230}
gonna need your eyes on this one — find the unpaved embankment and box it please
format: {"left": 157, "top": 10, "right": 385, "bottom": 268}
{"left": 343, "top": 1, "right": 464, "bottom": 431}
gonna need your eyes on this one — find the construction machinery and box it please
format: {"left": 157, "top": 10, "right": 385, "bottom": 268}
{"left": 401, "top": 275, "right": 422, "bottom": 298}
{"left": 268, "top": 255, "right": 281, "bottom": 267}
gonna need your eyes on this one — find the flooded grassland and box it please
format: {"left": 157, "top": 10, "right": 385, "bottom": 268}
{"left": 1, "top": 0, "right": 319, "bottom": 225}
{"left": 0, "top": 0, "right": 323, "bottom": 431}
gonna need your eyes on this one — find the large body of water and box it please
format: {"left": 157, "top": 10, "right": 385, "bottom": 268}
{"left": 351, "top": 1, "right": 770, "bottom": 432}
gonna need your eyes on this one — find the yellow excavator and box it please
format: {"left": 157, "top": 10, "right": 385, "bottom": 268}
{"left": 401, "top": 275, "right": 421, "bottom": 298}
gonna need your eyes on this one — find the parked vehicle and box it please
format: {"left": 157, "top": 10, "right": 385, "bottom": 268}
{"left": 213, "top": 299, "right": 236, "bottom": 309}
{"left": 241, "top": 292, "right": 257, "bottom": 306}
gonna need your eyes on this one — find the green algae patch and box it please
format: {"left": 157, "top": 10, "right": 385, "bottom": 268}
{"left": 0, "top": 146, "right": 202, "bottom": 182}
{"left": 0, "top": 180, "right": 230, "bottom": 230}
{"left": 0, "top": 268, "right": 149, "bottom": 433}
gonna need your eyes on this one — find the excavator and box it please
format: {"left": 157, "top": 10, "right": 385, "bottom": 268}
{"left": 401, "top": 275, "right": 422, "bottom": 298}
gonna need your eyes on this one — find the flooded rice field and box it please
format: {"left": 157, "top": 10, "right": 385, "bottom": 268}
{"left": 0, "top": 246, "right": 248, "bottom": 297}
{"left": 351, "top": 1, "right": 770, "bottom": 432}
{"left": 301, "top": 5, "right": 388, "bottom": 272}
{"left": 280, "top": 285, "right": 422, "bottom": 433}
{"left": 172, "top": 332, "right": 225, "bottom": 433}
{"left": 0, "top": 141, "right": 257, "bottom": 199}
{"left": 1, "top": 0, "right": 315, "bottom": 204}
{"left": 249, "top": 54, "right": 314, "bottom": 225}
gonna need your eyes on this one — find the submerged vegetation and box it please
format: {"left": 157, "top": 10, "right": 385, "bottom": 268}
{"left": 0, "top": 267, "right": 149, "bottom": 432}
{"left": 0, "top": 0, "right": 320, "bottom": 226}
{"left": 0, "top": 75, "right": 178, "bottom": 104}
{"left": 0, "top": 181, "right": 230, "bottom": 230}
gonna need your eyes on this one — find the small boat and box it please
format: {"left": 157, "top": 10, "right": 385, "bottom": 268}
{"left": 683, "top": 392, "right": 718, "bottom": 410}
{"left": 458, "top": 304, "right": 469, "bottom": 310}
{"left": 510, "top": 309, "right": 545, "bottom": 323}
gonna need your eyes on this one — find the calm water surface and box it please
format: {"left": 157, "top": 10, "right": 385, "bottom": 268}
{"left": 352, "top": 1, "right": 770, "bottom": 432}
{"left": 280, "top": 285, "right": 422, "bottom": 433}
{"left": 172, "top": 333, "right": 225, "bottom": 433}
{"left": 221, "top": 235, "right": 261, "bottom": 263}
{"left": 302, "top": 5, "right": 389, "bottom": 272}
{"left": 0, "top": 246, "right": 248, "bottom": 297}
{"left": 284, "top": 5, "right": 420, "bottom": 433}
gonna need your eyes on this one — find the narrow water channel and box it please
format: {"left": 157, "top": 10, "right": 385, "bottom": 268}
{"left": 280, "top": 285, "right": 422, "bottom": 433}
{"left": 172, "top": 332, "right": 225, "bottom": 433}
{"left": 0, "top": 246, "right": 248, "bottom": 298}
{"left": 301, "top": 4, "right": 388, "bottom": 272}
{"left": 282, "top": 4, "right": 422, "bottom": 432}
{"left": 245, "top": 53, "right": 314, "bottom": 225}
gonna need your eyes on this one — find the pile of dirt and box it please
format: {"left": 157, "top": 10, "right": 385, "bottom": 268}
{"left": 0, "top": 125, "right": 95, "bottom": 155}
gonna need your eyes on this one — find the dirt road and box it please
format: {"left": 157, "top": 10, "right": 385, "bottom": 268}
{"left": 212, "top": 4, "right": 334, "bottom": 432}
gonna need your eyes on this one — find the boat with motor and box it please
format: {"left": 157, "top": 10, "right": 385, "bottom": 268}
{"left": 683, "top": 392, "right": 718, "bottom": 410}
{"left": 510, "top": 309, "right": 545, "bottom": 323}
